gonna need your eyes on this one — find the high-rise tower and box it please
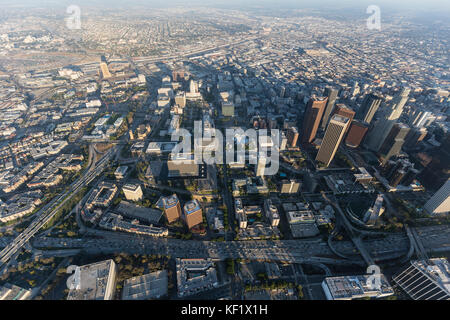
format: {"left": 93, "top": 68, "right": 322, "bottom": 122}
{"left": 301, "top": 96, "right": 328, "bottom": 144}
{"left": 356, "top": 93, "right": 383, "bottom": 124}
{"left": 320, "top": 87, "right": 339, "bottom": 130}
{"left": 315, "top": 115, "right": 350, "bottom": 167}
{"left": 378, "top": 123, "right": 410, "bottom": 165}
{"left": 366, "top": 88, "right": 410, "bottom": 152}
{"left": 424, "top": 179, "right": 450, "bottom": 215}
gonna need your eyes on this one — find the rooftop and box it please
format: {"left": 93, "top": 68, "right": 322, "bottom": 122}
{"left": 184, "top": 200, "right": 201, "bottom": 215}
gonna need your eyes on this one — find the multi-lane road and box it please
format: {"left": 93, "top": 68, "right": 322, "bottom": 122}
{"left": 31, "top": 224, "right": 450, "bottom": 267}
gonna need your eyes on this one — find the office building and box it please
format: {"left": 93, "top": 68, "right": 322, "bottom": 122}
{"left": 286, "top": 127, "right": 299, "bottom": 147}
{"left": 345, "top": 121, "right": 369, "bottom": 148}
{"left": 122, "top": 184, "right": 143, "bottom": 202}
{"left": 99, "top": 212, "right": 168, "bottom": 237}
{"left": 409, "top": 109, "right": 435, "bottom": 128}
{"left": 100, "top": 62, "right": 112, "bottom": 79}
{"left": 280, "top": 179, "right": 301, "bottom": 194}
{"left": 363, "top": 194, "right": 385, "bottom": 226}
{"left": 332, "top": 104, "right": 355, "bottom": 133}
{"left": 264, "top": 199, "right": 280, "bottom": 227}
{"left": 175, "top": 91, "right": 186, "bottom": 108}
{"left": 356, "top": 93, "right": 383, "bottom": 124}
{"left": 392, "top": 258, "right": 450, "bottom": 300}
{"left": 222, "top": 101, "right": 235, "bottom": 117}
{"left": 322, "top": 274, "right": 394, "bottom": 300}
{"left": 189, "top": 79, "right": 198, "bottom": 94}
{"left": 122, "top": 270, "right": 168, "bottom": 300}
{"left": 116, "top": 201, "right": 162, "bottom": 224}
{"left": 167, "top": 159, "right": 200, "bottom": 178}
{"left": 183, "top": 199, "right": 203, "bottom": 229}
{"left": 424, "top": 179, "right": 450, "bottom": 215}
{"left": 176, "top": 258, "right": 219, "bottom": 297}
{"left": 301, "top": 96, "right": 327, "bottom": 144}
{"left": 419, "top": 135, "right": 450, "bottom": 190}
{"left": 0, "top": 284, "right": 32, "bottom": 300}
{"left": 172, "top": 70, "right": 185, "bottom": 82}
{"left": 255, "top": 155, "right": 267, "bottom": 177}
{"left": 353, "top": 167, "right": 373, "bottom": 184}
{"left": 235, "top": 198, "right": 247, "bottom": 229}
{"left": 161, "top": 194, "right": 182, "bottom": 223}
{"left": 114, "top": 166, "right": 128, "bottom": 180}
{"left": 389, "top": 169, "right": 407, "bottom": 187}
{"left": 316, "top": 115, "right": 350, "bottom": 167}
{"left": 320, "top": 87, "right": 339, "bottom": 130}
{"left": 381, "top": 158, "right": 419, "bottom": 188}
{"left": 404, "top": 127, "right": 427, "bottom": 149}
{"left": 67, "top": 259, "right": 117, "bottom": 300}
{"left": 366, "top": 88, "right": 410, "bottom": 152}
{"left": 402, "top": 167, "right": 420, "bottom": 186}
{"left": 389, "top": 87, "right": 410, "bottom": 119}
{"left": 378, "top": 123, "right": 410, "bottom": 165}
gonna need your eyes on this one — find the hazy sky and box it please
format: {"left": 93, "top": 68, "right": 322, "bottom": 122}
{"left": 0, "top": 0, "right": 449, "bottom": 13}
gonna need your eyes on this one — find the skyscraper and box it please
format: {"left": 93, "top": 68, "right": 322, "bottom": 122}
{"left": 162, "top": 194, "right": 182, "bottom": 223}
{"left": 389, "top": 87, "right": 410, "bottom": 120}
{"left": 345, "top": 121, "right": 369, "bottom": 148}
{"left": 286, "top": 126, "right": 299, "bottom": 147}
{"left": 424, "top": 179, "right": 450, "bottom": 215}
{"left": 356, "top": 93, "right": 383, "bottom": 124}
{"left": 404, "top": 127, "right": 427, "bottom": 149}
{"left": 183, "top": 199, "right": 203, "bottom": 229}
{"left": 378, "top": 123, "right": 410, "bottom": 165}
{"left": 408, "top": 108, "right": 434, "bottom": 128}
{"left": 301, "top": 96, "right": 328, "bottom": 144}
{"left": 419, "top": 134, "right": 450, "bottom": 190}
{"left": 189, "top": 80, "right": 198, "bottom": 94}
{"left": 320, "top": 87, "right": 339, "bottom": 130}
{"left": 366, "top": 88, "right": 410, "bottom": 152}
{"left": 315, "top": 115, "right": 350, "bottom": 167}
{"left": 332, "top": 104, "right": 355, "bottom": 133}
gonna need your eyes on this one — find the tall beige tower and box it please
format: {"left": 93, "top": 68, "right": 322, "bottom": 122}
{"left": 316, "top": 115, "right": 350, "bottom": 167}
{"left": 424, "top": 179, "right": 450, "bottom": 215}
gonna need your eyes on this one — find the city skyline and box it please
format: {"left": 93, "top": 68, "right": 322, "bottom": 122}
{"left": 0, "top": 1, "right": 448, "bottom": 305}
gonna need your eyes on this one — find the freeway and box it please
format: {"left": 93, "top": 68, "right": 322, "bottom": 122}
{"left": 131, "top": 36, "right": 259, "bottom": 64}
{"left": 0, "top": 146, "right": 117, "bottom": 270}
{"left": 32, "top": 224, "right": 450, "bottom": 266}
{"left": 32, "top": 224, "right": 449, "bottom": 265}
{"left": 408, "top": 226, "right": 430, "bottom": 260}
{"left": 321, "top": 192, "right": 376, "bottom": 266}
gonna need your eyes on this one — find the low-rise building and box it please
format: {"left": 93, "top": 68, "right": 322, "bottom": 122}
{"left": 122, "top": 183, "right": 143, "bottom": 202}
{"left": 122, "top": 270, "right": 168, "bottom": 300}
{"left": 67, "top": 259, "right": 117, "bottom": 300}
{"left": 86, "top": 182, "right": 118, "bottom": 210}
{"left": 0, "top": 283, "right": 32, "bottom": 300}
{"left": 114, "top": 166, "right": 128, "bottom": 180}
{"left": 99, "top": 212, "right": 168, "bottom": 237}
{"left": 280, "top": 179, "right": 301, "bottom": 194}
{"left": 0, "top": 190, "right": 42, "bottom": 223}
{"left": 176, "top": 258, "right": 219, "bottom": 297}
{"left": 115, "top": 201, "right": 162, "bottom": 224}
{"left": 322, "top": 274, "right": 394, "bottom": 300}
